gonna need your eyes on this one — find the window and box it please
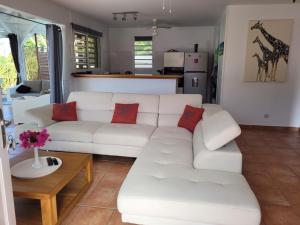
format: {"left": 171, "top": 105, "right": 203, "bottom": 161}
{"left": 134, "top": 36, "right": 153, "bottom": 69}
{"left": 72, "top": 23, "right": 102, "bottom": 70}
{"left": 74, "top": 32, "right": 99, "bottom": 69}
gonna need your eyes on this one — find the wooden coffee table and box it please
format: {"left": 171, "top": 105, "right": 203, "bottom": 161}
{"left": 10, "top": 150, "right": 93, "bottom": 225}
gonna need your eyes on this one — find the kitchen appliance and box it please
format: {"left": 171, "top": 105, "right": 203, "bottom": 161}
{"left": 163, "top": 52, "right": 185, "bottom": 74}
{"left": 184, "top": 52, "right": 208, "bottom": 100}
{"left": 163, "top": 52, "right": 184, "bottom": 93}
{"left": 163, "top": 52, "right": 185, "bottom": 68}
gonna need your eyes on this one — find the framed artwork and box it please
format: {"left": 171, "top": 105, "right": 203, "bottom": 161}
{"left": 244, "top": 19, "right": 293, "bottom": 82}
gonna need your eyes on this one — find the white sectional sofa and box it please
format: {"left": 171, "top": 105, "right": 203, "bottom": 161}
{"left": 22, "top": 91, "right": 261, "bottom": 225}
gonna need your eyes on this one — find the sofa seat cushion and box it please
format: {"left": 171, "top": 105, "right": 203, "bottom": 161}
{"left": 93, "top": 123, "right": 156, "bottom": 147}
{"left": 47, "top": 121, "right": 104, "bottom": 143}
{"left": 118, "top": 140, "right": 261, "bottom": 225}
{"left": 151, "top": 127, "right": 192, "bottom": 142}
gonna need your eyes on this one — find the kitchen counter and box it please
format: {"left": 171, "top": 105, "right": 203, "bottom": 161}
{"left": 72, "top": 73, "right": 182, "bottom": 79}
{"left": 71, "top": 73, "right": 181, "bottom": 94}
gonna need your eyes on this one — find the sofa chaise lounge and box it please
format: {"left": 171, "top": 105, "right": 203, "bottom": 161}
{"left": 20, "top": 91, "right": 261, "bottom": 225}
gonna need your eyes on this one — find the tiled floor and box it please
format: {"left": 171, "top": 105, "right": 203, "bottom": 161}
{"left": 237, "top": 128, "right": 300, "bottom": 225}
{"left": 9, "top": 125, "right": 300, "bottom": 225}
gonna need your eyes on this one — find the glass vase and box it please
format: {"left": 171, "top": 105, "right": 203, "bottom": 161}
{"left": 32, "top": 147, "right": 42, "bottom": 169}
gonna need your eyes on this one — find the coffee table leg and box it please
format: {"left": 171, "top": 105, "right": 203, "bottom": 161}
{"left": 86, "top": 156, "right": 93, "bottom": 183}
{"left": 41, "top": 195, "right": 58, "bottom": 225}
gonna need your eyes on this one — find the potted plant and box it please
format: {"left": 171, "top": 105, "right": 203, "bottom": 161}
{"left": 19, "top": 129, "right": 51, "bottom": 169}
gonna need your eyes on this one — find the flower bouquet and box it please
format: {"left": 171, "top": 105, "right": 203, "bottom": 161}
{"left": 19, "top": 129, "right": 51, "bottom": 169}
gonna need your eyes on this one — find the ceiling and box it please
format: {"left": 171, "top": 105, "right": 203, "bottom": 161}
{"left": 50, "top": 0, "right": 294, "bottom": 27}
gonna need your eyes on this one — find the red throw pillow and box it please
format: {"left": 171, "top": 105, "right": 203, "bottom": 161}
{"left": 178, "top": 105, "right": 205, "bottom": 132}
{"left": 52, "top": 101, "right": 78, "bottom": 121}
{"left": 111, "top": 103, "right": 139, "bottom": 124}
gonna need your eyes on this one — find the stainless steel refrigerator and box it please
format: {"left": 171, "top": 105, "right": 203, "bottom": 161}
{"left": 184, "top": 52, "right": 208, "bottom": 100}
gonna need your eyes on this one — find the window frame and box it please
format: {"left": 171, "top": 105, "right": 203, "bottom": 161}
{"left": 73, "top": 30, "right": 101, "bottom": 70}
{"left": 134, "top": 36, "right": 153, "bottom": 69}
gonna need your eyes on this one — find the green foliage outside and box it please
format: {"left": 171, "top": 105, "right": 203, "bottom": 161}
{"left": 24, "top": 34, "right": 47, "bottom": 81}
{"left": 0, "top": 54, "right": 17, "bottom": 93}
{"left": 0, "top": 34, "right": 47, "bottom": 93}
{"left": 134, "top": 41, "right": 152, "bottom": 56}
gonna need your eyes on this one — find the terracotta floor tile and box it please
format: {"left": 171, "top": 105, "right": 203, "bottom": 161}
{"left": 260, "top": 220, "right": 266, "bottom": 225}
{"left": 77, "top": 172, "right": 106, "bottom": 205}
{"left": 12, "top": 126, "right": 300, "bottom": 225}
{"left": 252, "top": 186, "right": 290, "bottom": 206}
{"left": 80, "top": 178, "right": 120, "bottom": 209}
{"left": 243, "top": 137, "right": 268, "bottom": 148}
{"left": 288, "top": 165, "right": 300, "bottom": 179}
{"left": 273, "top": 175, "right": 300, "bottom": 192}
{"left": 281, "top": 191, "right": 300, "bottom": 207}
{"left": 93, "top": 160, "right": 116, "bottom": 174}
{"left": 262, "top": 205, "right": 300, "bottom": 225}
{"left": 108, "top": 210, "right": 134, "bottom": 225}
{"left": 245, "top": 173, "right": 275, "bottom": 188}
{"left": 271, "top": 148, "right": 299, "bottom": 157}
{"left": 241, "top": 146, "right": 274, "bottom": 155}
{"left": 242, "top": 162, "right": 267, "bottom": 175}
{"left": 291, "top": 206, "right": 300, "bottom": 219}
{"left": 63, "top": 206, "right": 113, "bottom": 225}
{"left": 266, "top": 165, "right": 297, "bottom": 178}
{"left": 281, "top": 156, "right": 300, "bottom": 166}
{"left": 61, "top": 206, "right": 80, "bottom": 225}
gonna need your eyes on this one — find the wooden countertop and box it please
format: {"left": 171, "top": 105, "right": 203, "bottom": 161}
{"left": 72, "top": 73, "right": 182, "bottom": 80}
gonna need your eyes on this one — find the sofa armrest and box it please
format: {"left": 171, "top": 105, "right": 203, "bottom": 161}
{"left": 202, "top": 104, "right": 223, "bottom": 119}
{"left": 25, "top": 104, "right": 56, "bottom": 128}
{"left": 7, "top": 84, "right": 21, "bottom": 99}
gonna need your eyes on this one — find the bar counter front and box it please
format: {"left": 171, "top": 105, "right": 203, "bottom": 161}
{"left": 71, "top": 73, "right": 182, "bottom": 94}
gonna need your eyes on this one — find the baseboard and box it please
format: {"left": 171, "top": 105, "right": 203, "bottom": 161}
{"left": 240, "top": 124, "right": 300, "bottom": 132}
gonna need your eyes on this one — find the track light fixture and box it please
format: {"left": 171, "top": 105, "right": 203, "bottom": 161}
{"left": 112, "top": 12, "right": 139, "bottom": 22}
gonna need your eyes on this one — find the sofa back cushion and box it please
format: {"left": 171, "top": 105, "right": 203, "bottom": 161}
{"left": 67, "top": 92, "right": 113, "bottom": 122}
{"left": 41, "top": 80, "right": 50, "bottom": 91}
{"left": 67, "top": 92, "right": 159, "bottom": 126}
{"left": 112, "top": 93, "right": 159, "bottom": 126}
{"left": 202, "top": 110, "right": 241, "bottom": 151}
{"left": 158, "top": 94, "right": 202, "bottom": 127}
{"left": 23, "top": 80, "right": 42, "bottom": 93}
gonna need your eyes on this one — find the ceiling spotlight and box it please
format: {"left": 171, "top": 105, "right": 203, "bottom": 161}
{"left": 112, "top": 12, "right": 138, "bottom": 22}
{"left": 122, "top": 14, "right": 126, "bottom": 21}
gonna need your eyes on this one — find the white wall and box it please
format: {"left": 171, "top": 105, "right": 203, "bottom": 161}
{"left": 0, "top": 0, "right": 109, "bottom": 99}
{"left": 215, "top": 10, "right": 227, "bottom": 104}
{"left": 108, "top": 26, "right": 216, "bottom": 74}
{"left": 220, "top": 4, "right": 300, "bottom": 127}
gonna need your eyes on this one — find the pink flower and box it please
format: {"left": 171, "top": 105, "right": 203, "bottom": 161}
{"left": 19, "top": 129, "right": 51, "bottom": 149}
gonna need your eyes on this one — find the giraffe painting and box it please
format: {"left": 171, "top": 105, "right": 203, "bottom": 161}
{"left": 252, "top": 36, "right": 274, "bottom": 82}
{"left": 251, "top": 21, "right": 290, "bottom": 81}
{"left": 252, "top": 53, "right": 268, "bottom": 82}
{"left": 244, "top": 19, "right": 293, "bottom": 82}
